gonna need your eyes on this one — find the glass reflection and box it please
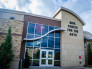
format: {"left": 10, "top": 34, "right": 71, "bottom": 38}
{"left": 34, "top": 39, "right": 41, "bottom": 47}
{"left": 35, "top": 24, "right": 41, "bottom": 35}
{"left": 29, "top": 60, "right": 32, "bottom": 66}
{"left": 42, "top": 25, "right": 48, "bottom": 35}
{"left": 33, "top": 47, "right": 40, "bottom": 59}
{"left": 55, "top": 27, "right": 60, "bottom": 29}
{"left": 48, "top": 32, "right": 54, "bottom": 37}
{"left": 42, "top": 51, "right": 46, "bottom": 58}
{"left": 48, "top": 59, "right": 52, "bottom": 64}
{"left": 48, "top": 51, "right": 52, "bottom": 58}
{"left": 26, "top": 41, "right": 33, "bottom": 46}
{"left": 26, "top": 22, "right": 61, "bottom": 66}
{"left": 48, "top": 37, "right": 54, "bottom": 48}
{"left": 54, "top": 49, "right": 60, "bottom": 60}
{"left": 27, "top": 34, "right": 34, "bottom": 39}
{"left": 41, "top": 59, "right": 46, "bottom": 64}
{"left": 55, "top": 31, "right": 60, "bottom": 37}
{"left": 26, "top": 47, "right": 33, "bottom": 59}
{"left": 28, "top": 23, "right": 35, "bottom": 34}
{"left": 49, "top": 26, "right": 54, "bottom": 31}
{"left": 41, "top": 36, "right": 47, "bottom": 47}
{"left": 55, "top": 38, "right": 60, "bottom": 48}
{"left": 33, "top": 60, "right": 39, "bottom": 66}
{"left": 35, "top": 34, "right": 41, "bottom": 38}
{"left": 54, "top": 61, "right": 60, "bottom": 66}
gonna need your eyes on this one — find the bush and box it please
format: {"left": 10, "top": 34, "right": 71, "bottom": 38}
{"left": 88, "top": 43, "right": 92, "bottom": 65}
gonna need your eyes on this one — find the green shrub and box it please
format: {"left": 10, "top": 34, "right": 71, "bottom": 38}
{"left": 88, "top": 43, "right": 92, "bottom": 65}
{"left": 0, "top": 27, "right": 14, "bottom": 69}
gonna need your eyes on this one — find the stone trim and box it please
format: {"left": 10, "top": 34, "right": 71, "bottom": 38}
{"left": 0, "top": 32, "right": 22, "bottom": 36}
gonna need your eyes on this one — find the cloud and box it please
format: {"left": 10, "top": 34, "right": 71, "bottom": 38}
{"left": 81, "top": 11, "right": 92, "bottom": 33}
{"left": 28, "top": 0, "right": 57, "bottom": 16}
{"left": 0, "top": 0, "right": 92, "bottom": 33}
{"left": 0, "top": 0, "right": 58, "bottom": 16}
{"left": 61, "top": 0, "right": 92, "bottom": 33}
{"left": 0, "top": 0, "right": 17, "bottom": 9}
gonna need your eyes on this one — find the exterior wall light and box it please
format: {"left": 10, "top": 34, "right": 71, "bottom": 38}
{"left": 10, "top": 16, "right": 15, "bottom": 19}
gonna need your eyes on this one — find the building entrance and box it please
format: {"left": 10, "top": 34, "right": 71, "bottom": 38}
{"left": 40, "top": 49, "right": 54, "bottom": 66}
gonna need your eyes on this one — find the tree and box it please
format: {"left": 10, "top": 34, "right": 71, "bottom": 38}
{"left": 88, "top": 43, "right": 92, "bottom": 65}
{"left": 0, "top": 27, "right": 14, "bottom": 69}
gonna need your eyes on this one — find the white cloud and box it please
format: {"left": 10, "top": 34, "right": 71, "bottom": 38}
{"left": 28, "top": 0, "right": 57, "bottom": 16}
{"left": 0, "top": 0, "right": 92, "bottom": 33}
{"left": 0, "top": 0, "right": 58, "bottom": 16}
{"left": 0, "top": 0, "right": 17, "bottom": 9}
{"left": 81, "top": 11, "right": 92, "bottom": 33}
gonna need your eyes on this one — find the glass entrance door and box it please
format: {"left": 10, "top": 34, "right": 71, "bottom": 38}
{"left": 40, "top": 49, "right": 54, "bottom": 66}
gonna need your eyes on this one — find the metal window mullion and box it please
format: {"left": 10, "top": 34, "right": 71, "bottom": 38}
{"left": 34, "top": 23, "right": 36, "bottom": 38}
{"left": 41, "top": 25, "right": 42, "bottom": 48}
{"left": 54, "top": 27, "right": 55, "bottom": 49}
{"left": 47, "top": 26, "right": 49, "bottom": 48}
{"left": 32, "top": 42, "right": 34, "bottom": 66}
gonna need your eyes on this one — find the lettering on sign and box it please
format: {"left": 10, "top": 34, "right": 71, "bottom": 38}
{"left": 67, "top": 21, "right": 78, "bottom": 36}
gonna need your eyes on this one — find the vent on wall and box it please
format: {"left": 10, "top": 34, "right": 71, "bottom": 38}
{"left": 10, "top": 16, "right": 15, "bottom": 19}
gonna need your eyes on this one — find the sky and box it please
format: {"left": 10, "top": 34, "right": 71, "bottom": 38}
{"left": 0, "top": 0, "right": 92, "bottom": 33}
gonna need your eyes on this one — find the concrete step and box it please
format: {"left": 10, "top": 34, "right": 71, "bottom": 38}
{"left": 24, "top": 66, "right": 92, "bottom": 69}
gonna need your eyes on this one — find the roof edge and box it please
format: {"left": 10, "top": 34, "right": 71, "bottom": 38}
{"left": 52, "top": 6, "right": 86, "bottom": 26}
{"left": 0, "top": 8, "right": 61, "bottom": 22}
{"left": 83, "top": 31, "right": 92, "bottom": 36}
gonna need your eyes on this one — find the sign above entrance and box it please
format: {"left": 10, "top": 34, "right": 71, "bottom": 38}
{"left": 67, "top": 21, "right": 79, "bottom": 36}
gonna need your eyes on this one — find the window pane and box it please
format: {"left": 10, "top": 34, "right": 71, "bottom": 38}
{"left": 33, "top": 47, "right": 40, "bottom": 59}
{"left": 55, "top": 31, "right": 60, "bottom": 37}
{"left": 35, "top": 34, "right": 41, "bottom": 38}
{"left": 42, "top": 25, "right": 48, "bottom": 35}
{"left": 27, "top": 34, "right": 34, "bottom": 39}
{"left": 48, "top": 37, "right": 54, "bottom": 48}
{"left": 48, "top": 51, "right": 52, "bottom": 58}
{"left": 26, "top": 47, "right": 33, "bottom": 59}
{"left": 35, "top": 24, "right": 41, "bottom": 35}
{"left": 55, "top": 38, "right": 60, "bottom": 48}
{"left": 26, "top": 41, "right": 33, "bottom": 47}
{"left": 54, "top": 49, "right": 60, "bottom": 60}
{"left": 33, "top": 60, "right": 39, "bottom": 66}
{"left": 48, "top": 59, "right": 52, "bottom": 64}
{"left": 41, "top": 36, "right": 47, "bottom": 47}
{"left": 42, "top": 51, "right": 46, "bottom": 58}
{"left": 28, "top": 23, "right": 35, "bottom": 34}
{"left": 41, "top": 59, "right": 46, "bottom": 64}
{"left": 54, "top": 61, "right": 60, "bottom": 66}
{"left": 55, "top": 27, "right": 60, "bottom": 29}
{"left": 29, "top": 60, "right": 32, "bottom": 66}
{"left": 48, "top": 32, "right": 54, "bottom": 37}
{"left": 49, "top": 26, "right": 54, "bottom": 31}
{"left": 34, "top": 39, "right": 41, "bottom": 47}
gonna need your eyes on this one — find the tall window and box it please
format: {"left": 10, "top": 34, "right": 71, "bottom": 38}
{"left": 26, "top": 22, "right": 60, "bottom": 66}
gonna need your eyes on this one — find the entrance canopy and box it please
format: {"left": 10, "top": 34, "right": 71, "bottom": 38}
{"left": 23, "top": 28, "right": 66, "bottom": 41}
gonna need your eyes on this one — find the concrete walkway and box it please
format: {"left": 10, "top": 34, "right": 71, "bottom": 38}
{"left": 24, "top": 66, "right": 92, "bottom": 69}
